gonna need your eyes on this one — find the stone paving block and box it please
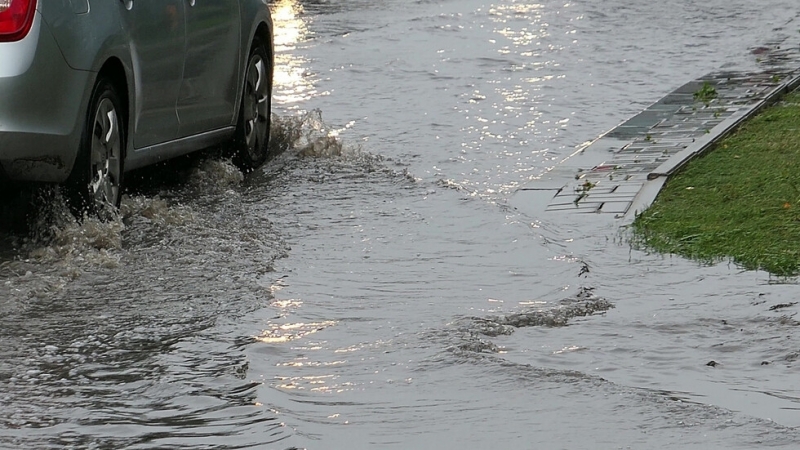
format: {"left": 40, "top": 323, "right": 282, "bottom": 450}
{"left": 620, "top": 110, "right": 675, "bottom": 128}
{"left": 669, "top": 123, "right": 706, "bottom": 131}
{"left": 572, "top": 188, "right": 616, "bottom": 198}
{"left": 584, "top": 187, "right": 616, "bottom": 195}
{"left": 652, "top": 122, "right": 680, "bottom": 129}
{"left": 648, "top": 137, "right": 694, "bottom": 145}
{"left": 599, "top": 202, "right": 632, "bottom": 214}
{"left": 645, "top": 145, "right": 685, "bottom": 153}
{"left": 575, "top": 204, "right": 603, "bottom": 213}
{"left": 672, "top": 80, "right": 709, "bottom": 94}
{"left": 510, "top": 188, "right": 560, "bottom": 215}
{"left": 554, "top": 186, "right": 616, "bottom": 201}
{"left": 548, "top": 191, "right": 576, "bottom": 200}
{"left": 612, "top": 183, "right": 644, "bottom": 194}
{"left": 630, "top": 156, "right": 659, "bottom": 163}
{"left": 659, "top": 93, "right": 696, "bottom": 105}
{"left": 607, "top": 126, "right": 649, "bottom": 139}
{"left": 575, "top": 206, "right": 601, "bottom": 214}
{"left": 628, "top": 173, "right": 650, "bottom": 181}
{"left": 580, "top": 194, "right": 637, "bottom": 203}
{"left": 548, "top": 200, "right": 579, "bottom": 209}
{"left": 558, "top": 201, "right": 601, "bottom": 212}
{"left": 589, "top": 163, "right": 621, "bottom": 173}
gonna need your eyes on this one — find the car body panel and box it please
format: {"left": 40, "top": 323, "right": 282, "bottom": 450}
{"left": 68, "top": 0, "right": 89, "bottom": 14}
{"left": 0, "top": 0, "right": 273, "bottom": 185}
{"left": 126, "top": 127, "right": 234, "bottom": 172}
{"left": 121, "top": 0, "right": 187, "bottom": 149}
{"left": 0, "top": 11, "right": 92, "bottom": 182}
{"left": 45, "top": 0, "right": 127, "bottom": 74}
{"left": 177, "top": 0, "right": 242, "bottom": 137}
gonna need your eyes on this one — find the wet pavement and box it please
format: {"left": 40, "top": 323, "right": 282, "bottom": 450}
{"left": 4, "top": 1, "right": 800, "bottom": 449}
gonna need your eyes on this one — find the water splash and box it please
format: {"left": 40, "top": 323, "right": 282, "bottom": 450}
{"left": 447, "top": 287, "right": 613, "bottom": 353}
{"left": 271, "top": 110, "right": 364, "bottom": 160}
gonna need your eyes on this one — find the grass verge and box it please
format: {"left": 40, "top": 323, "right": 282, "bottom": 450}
{"left": 632, "top": 89, "right": 800, "bottom": 276}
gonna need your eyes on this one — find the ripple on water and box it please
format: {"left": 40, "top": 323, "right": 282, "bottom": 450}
{"left": 0, "top": 115, "right": 335, "bottom": 448}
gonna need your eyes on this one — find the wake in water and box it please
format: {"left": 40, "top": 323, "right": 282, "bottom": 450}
{"left": 469, "top": 287, "right": 613, "bottom": 335}
{"left": 447, "top": 287, "right": 613, "bottom": 353}
{"left": 0, "top": 111, "right": 358, "bottom": 449}
{"left": 0, "top": 110, "right": 373, "bottom": 305}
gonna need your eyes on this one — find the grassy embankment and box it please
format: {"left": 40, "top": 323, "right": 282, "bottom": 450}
{"left": 632, "top": 88, "right": 800, "bottom": 276}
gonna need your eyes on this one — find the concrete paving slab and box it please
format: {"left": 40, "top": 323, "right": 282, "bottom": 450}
{"left": 579, "top": 194, "right": 637, "bottom": 203}
{"left": 508, "top": 188, "right": 560, "bottom": 216}
{"left": 547, "top": 202, "right": 602, "bottom": 212}
{"left": 612, "top": 183, "right": 645, "bottom": 194}
{"left": 599, "top": 202, "right": 632, "bottom": 214}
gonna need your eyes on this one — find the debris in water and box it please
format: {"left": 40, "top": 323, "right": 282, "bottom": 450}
{"left": 768, "top": 302, "right": 797, "bottom": 311}
{"left": 578, "top": 261, "right": 590, "bottom": 277}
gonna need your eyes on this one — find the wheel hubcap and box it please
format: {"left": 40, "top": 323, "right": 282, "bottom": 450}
{"left": 243, "top": 55, "right": 269, "bottom": 159}
{"left": 89, "top": 98, "right": 122, "bottom": 209}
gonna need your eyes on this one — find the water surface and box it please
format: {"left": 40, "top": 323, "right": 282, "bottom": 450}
{"left": 2, "top": 0, "right": 800, "bottom": 448}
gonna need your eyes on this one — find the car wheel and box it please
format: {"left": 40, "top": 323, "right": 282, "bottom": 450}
{"left": 232, "top": 36, "right": 272, "bottom": 173}
{"left": 66, "top": 76, "right": 125, "bottom": 219}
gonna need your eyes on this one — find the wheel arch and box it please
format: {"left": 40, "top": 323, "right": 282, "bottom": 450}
{"left": 63, "top": 58, "right": 129, "bottom": 216}
{"left": 253, "top": 21, "right": 274, "bottom": 89}
{"left": 234, "top": 18, "right": 274, "bottom": 127}
{"left": 95, "top": 57, "right": 130, "bottom": 159}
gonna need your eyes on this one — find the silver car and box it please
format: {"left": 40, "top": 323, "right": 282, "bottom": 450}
{"left": 0, "top": 0, "right": 273, "bottom": 215}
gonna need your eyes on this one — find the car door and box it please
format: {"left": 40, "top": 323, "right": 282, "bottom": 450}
{"left": 176, "top": 0, "right": 241, "bottom": 138}
{"left": 121, "top": 0, "right": 186, "bottom": 149}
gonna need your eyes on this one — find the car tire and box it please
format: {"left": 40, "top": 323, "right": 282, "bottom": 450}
{"left": 232, "top": 36, "right": 272, "bottom": 173}
{"left": 65, "top": 76, "right": 125, "bottom": 219}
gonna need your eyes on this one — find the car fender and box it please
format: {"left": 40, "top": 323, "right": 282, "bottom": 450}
{"left": 41, "top": 1, "right": 127, "bottom": 73}
{"left": 233, "top": 0, "right": 274, "bottom": 127}
{"left": 41, "top": 1, "right": 136, "bottom": 159}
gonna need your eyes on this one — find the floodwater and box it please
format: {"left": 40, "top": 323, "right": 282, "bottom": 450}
{"left": 3, "top": 0, "right": 800, "bottom": 448}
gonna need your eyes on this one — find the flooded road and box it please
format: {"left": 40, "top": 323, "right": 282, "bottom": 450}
{"left": 3, "top": 0, "right": 800, "bottom": 448}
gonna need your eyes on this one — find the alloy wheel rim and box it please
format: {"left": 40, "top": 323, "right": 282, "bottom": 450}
{"left": 243, "top": 54, "right": 269, "bottom": 159}
{"left": 89, "top": 97, "right": 122, "bottom": 209}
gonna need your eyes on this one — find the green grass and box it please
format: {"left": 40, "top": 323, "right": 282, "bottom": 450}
{"left": 693, "top": 81, "right": 718, "bottom": 104}
{"left": 632, "top": 90, "right": 800, "bottom": 276}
